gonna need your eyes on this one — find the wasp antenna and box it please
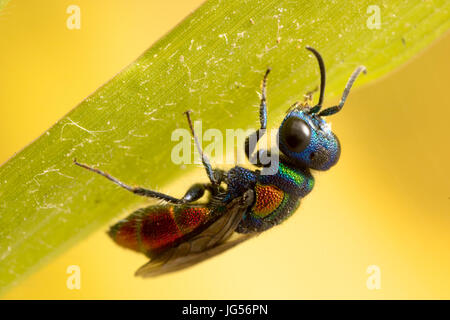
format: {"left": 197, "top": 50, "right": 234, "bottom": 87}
{"left": 318, "top": 65, "right": 366, "bottom": 117}
{"left": 305, "top": 46, "right": 326, "bottom": 111}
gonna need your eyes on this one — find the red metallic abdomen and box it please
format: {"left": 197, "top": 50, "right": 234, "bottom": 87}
{"left": 108, "top": 205, "right": 211, "bottom": 256}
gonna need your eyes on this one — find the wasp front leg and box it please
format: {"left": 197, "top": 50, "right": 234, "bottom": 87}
{"left": 245, "top": 68, "right": 272, "bottom": 167}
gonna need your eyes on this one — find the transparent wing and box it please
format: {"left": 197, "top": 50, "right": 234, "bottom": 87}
{"left": 135, "top": 190, "right": 258, "bottom": 277}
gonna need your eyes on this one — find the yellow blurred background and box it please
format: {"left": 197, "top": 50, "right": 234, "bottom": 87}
{"left": 1, "top": 1, "right": 449, "bottom": 299}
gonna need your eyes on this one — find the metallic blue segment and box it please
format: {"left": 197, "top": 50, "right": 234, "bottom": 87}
{"left": 225, "top": 166, "right": 257, "bottom": 201}
{"left": 277, "top": 110, "right": 341, "bottom": 171}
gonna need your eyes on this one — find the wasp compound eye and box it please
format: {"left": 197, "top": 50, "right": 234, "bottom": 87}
{"left": 281, "top": 117, "right": 311, "bottom": 152}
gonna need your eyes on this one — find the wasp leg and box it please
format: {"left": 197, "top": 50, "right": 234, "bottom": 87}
{"left": 181, "top": 168, "right": 228, "bottom": 202}
{"left": 180, "top": 183, "right": 207, "bottom": 202}
{"left": 180, "top": 171, "right": 228, "bottom": 203}
{"left": 245, "top": 68, "right": 271, "bottom": 167}
{"left": 75, "top": 159, "right": 206, "bottom": 204}
{"left": 184, "top": 110, "right": 219, "bottom": 187}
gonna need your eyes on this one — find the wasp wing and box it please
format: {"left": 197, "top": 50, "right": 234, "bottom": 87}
{"left": 135, "top": 190, "right": 258, "bottom": 277}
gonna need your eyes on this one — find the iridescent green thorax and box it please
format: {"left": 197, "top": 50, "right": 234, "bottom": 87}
{"left": 259, "top": 161, "right": 315, "bottom": 197}
{"left": 279, "top": 162, "right": 307, "bottom": 186}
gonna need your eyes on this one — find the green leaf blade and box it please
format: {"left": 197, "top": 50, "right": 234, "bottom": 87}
{"left": 0, "top": 0, "right": 449, "bottom": 293}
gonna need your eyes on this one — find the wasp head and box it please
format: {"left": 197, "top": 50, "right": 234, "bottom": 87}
{"left": 278, "top": 108, "right": 340, "bottom": 171}
{"left": 277, "top": 46, "right": 366, "bottom": 171}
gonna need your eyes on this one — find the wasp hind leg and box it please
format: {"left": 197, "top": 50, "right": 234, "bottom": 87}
{"left": 74, "top": 160, "right": 213, "bottom": 204}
